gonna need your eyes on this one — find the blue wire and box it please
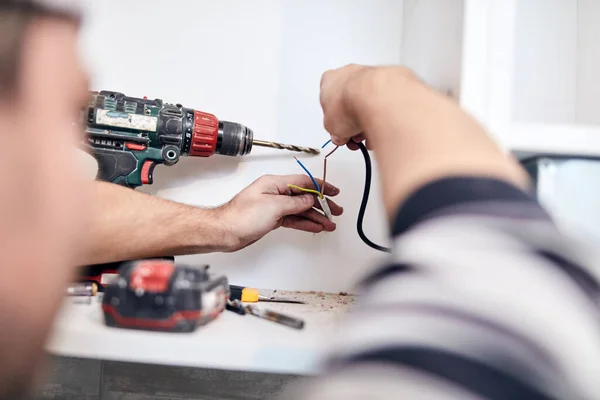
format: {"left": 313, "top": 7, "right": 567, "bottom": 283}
{"left": 321, "top": 139, "right": 332, "bottom": 148}
{"left": 294, "top": 157, "right": 321, "bottom": 193}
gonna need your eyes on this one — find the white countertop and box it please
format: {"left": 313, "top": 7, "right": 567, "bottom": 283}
{"left": 46, "top": 291, "right": 354, "bottom": 375}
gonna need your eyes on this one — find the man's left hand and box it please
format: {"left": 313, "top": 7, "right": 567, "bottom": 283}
{"left": 217, "top": 174, "right": 343, "bottom": 252}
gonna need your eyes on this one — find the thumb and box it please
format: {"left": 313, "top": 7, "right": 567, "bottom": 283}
{"left": 331, "top": 135, "right": 347, "bottom": 146}
{"left": 276, "top": 194, "right": 314, "bottom": 216}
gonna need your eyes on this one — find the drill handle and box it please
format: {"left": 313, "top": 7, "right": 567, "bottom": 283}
{"left": 91, "top": 146, "right": 163, "bottom": 189}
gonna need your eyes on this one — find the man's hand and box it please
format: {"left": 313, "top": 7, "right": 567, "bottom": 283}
{"left": 319, "top": 64, "right": 529, "bottom": 217}
{"left": 320, "top": 64, "right": 417, "bottom": 151}
{"left": 217, "top": 174, "right": 343, "bottom": 252}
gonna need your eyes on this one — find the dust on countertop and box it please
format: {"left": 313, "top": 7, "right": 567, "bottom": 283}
{"left": 251, "top": 290, "right": 357, "bottom": 330}
{"left": 261, "top": 289, "right": 355, "bottom": 314}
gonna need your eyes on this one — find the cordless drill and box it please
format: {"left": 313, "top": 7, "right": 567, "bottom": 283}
{"left": 84, "top": 90, "right": 319, "bottom": 188}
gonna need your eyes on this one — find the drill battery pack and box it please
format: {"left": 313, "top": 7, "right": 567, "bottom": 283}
{"left": 101, "top": 260, "right": 228, "bottom": 333}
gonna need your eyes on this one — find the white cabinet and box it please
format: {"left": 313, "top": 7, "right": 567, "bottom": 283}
{"left": 461, "top": 0, "right": 600, "bottom": 156}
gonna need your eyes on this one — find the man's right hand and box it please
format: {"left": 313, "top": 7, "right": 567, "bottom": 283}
{"left": 319, "top": 64, "right": 416, "bottom": 151}
{"left": 319, "top": 64, "right": 530, "bottom": 217}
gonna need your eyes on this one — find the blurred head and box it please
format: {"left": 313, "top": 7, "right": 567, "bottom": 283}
{"left": 0, "top": 1, "right": 90, "bottom": 397}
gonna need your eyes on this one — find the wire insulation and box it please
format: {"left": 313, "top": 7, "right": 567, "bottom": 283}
{"left": 357, "top": 142, "right": 392, "bottom": 253}
{"left": 287, "top": 184, "right": 323, "bottom": 198}
{"left": 325, "top": 145, "right": 339, "bottom": 158}
{"left": 321, "top": 159, "right": 328, "bottom": 197}
{"left": 321, "top": 145, "right": 340, "bottom": 196}
{"left": 321, "top": 139, "right": 332, "bottom": 148}
{"left": 294, "top": 157, "right": 321, "bottom": 193}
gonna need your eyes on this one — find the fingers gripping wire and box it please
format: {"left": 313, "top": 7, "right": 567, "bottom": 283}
{"left": 294, "top": 157, "right": 321, "bottom": 194}
{"left": 287, "top": 184, "right": 322, "bottom": 198}
{"left": 289, "top": 149, "right": 332, "bottom": 219}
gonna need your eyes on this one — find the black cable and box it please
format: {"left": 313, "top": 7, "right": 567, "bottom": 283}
{"left": 357, "top": 142, "right": 391, "bottom": 253}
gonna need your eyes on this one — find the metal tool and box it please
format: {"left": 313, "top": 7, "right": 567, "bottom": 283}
{"left": 244, "top": 304, "right": 305, "bottom": 330}
{"left": 229, "top": 285, "right": 306, "bottom": 304}
{"left": 66, "top": 282, "right": 98, "bottom": 296}
{"left": 252, "top": 140, "right": 320, "bottom": 155}
{"left": 226, "top": 300, "right": 304, "bottom": 329}
{"left": 85, "top": 91, "right": 319, "bottom": 188}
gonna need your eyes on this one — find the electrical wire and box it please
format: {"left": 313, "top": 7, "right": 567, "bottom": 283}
{"left": 292, "top": 140, "right": 390, "bottom": 253}
{"left": 287, "top": 184, "right": 323, "bottom": 198}
{"left": 321, "top": 145, "right": 339, "bottom": 196}
{"left": 321, "top": 159, "right": 328, "bottom": 197}
{"left": 293, "top": 157, "right": 321, "bottom": 193}
{"left": 357, "top": 142, "right": 391, "bottom": 253}
{"left": 325, "top": 145, "right": 339, "bottom": 158}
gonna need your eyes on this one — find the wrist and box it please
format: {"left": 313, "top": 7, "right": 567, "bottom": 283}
{"left": 204, "top": 204, "right": 241, "bottom": 253}
{"left": 183, "top": 205, "right": 234, "bottom": 253}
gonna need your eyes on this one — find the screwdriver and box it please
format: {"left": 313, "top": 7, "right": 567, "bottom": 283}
{"left": 229, "top": 285, "right": 306, "bottom": 304}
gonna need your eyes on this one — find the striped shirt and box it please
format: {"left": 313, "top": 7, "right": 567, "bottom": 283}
{"left": 284, "top": 177, "right": 600, "bottom": 400}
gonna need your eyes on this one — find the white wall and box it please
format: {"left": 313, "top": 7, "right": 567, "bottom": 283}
{"left": 512, "top": 0, "right": 600, "bottom": 126}
{"left": 79, "top": 0, "right": 466, "bottom": 292}
{"left": 401, "top": 0, "right": 464, "bottom": 97}
{"left": 512, "top": 0, "right": 578, "bottom": 125}
{"left": 79, "top": 0, "right": 403, "bottom": 292}
{"left": 576, "top": 0, "right": 600, "bottom": 125}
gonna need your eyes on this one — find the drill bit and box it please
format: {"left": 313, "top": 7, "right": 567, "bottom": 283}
{"left": 252, "top": 139, "right": 320, "bottom": 155}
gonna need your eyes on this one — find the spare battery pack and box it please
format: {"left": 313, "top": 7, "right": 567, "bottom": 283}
{"left": 102, "top": 259, "right": 228, "bottom": 332}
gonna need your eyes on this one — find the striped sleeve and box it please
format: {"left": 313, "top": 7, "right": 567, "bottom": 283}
{"left": 283, "top": 177, "right": 600, "bottom": 400}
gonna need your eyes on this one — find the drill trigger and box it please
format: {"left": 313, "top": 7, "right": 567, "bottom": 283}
{"left": 141, "top": 160, "right": 157, "bottom": 185}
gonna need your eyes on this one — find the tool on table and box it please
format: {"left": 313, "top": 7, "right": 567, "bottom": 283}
{"left": 289, "top": 151, "right": 338, "bottom": 221}
{"left": 244, "top": 304, "right": 305, "bottom": 330}
{"left": 102, "top": 260, "right": 228, "bottom": 333}
{"left": 226, "top": 300, "right": 305, "bottom": 330}
{"left": 229, "top": 285, "right": 306, "bottom": 304}
{"left": 85, "top": 91, "right": 320, "bottom": 188}
{"left": 66, "top": 282, "right": 98, "bottom": 297}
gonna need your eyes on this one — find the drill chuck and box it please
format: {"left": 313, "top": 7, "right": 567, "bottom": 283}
{"left": 186, "top": 112, "right": 319, "bottom": 157}
{"left": 186, "top": 110, "right": 253, "bottom": 157}
{"left": 216, "top": 121, "right": 253, "bottom": 156}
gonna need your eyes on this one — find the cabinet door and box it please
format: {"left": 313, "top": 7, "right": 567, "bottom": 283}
{"left": 461, "top": 0, "right": 600, "bottom": 156}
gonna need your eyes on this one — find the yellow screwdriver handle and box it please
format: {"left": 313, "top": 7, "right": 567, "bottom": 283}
{"left": 240, "top": 287, "right": 260, "bottom": 302}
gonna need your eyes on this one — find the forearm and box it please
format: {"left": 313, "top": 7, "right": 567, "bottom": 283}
{"left": 346, "top": 68, "right": 530, "bottom": 218}
{"left": 80, "top": 182, "right": 231, "bottom": 265}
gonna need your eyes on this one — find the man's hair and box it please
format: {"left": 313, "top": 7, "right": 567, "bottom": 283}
{"left": 0, "top": 0, "right": 78, "bottom": 96}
